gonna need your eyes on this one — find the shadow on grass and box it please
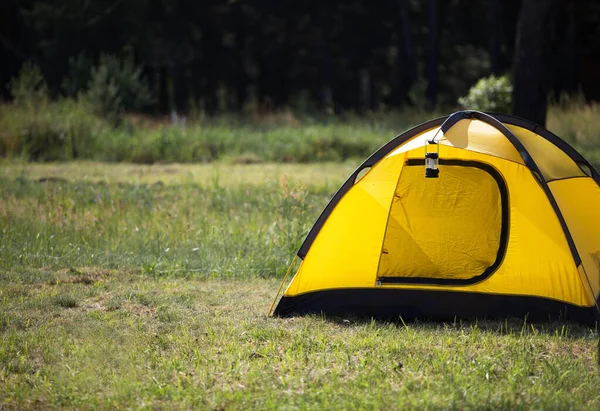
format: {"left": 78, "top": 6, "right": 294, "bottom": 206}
{"left": 314, "top": 314, "right": 599, "bottom": 340}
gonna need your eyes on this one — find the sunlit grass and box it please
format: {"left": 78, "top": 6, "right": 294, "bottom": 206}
{"left": 0, "top": 271, "right": 598, "bottom": 409}
{"left": 0, "top": 162, "right": 354, "bottom": 277}
{"left": 0, "top": 162, "right": 599, "bottom": 409}
{"left": 0, "top": 160, "right": 356, "bottom": 187}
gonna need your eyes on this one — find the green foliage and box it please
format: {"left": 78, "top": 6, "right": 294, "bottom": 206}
{"left": 2, "top": 86, "right": 600, "bottom": 167}
{"left": 6, "top": 1, "right": 600, "bottom": 115}
{"left": 458, "top": 75, "right": 513, "bottom": 113}
{"left": 0, "top": 98, "right": 109, "bottom": 161}
{"left": 7, "top": 62, "right": 48, "bottom": 105}
{"left": 61, "top": 54, "right": 95, "bottom": 97}
{"left": 82, "top": 54, "right": 154, "bottom": 119}
{"left": 442, "top": 45, "right": 491, "bottom": 106}
{"left": 0, "top": 98, "right": 439, "bottom": 163}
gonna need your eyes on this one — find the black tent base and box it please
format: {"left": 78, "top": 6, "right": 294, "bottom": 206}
{"left": 274, "top": 288, "right": 599, "bottom": 327}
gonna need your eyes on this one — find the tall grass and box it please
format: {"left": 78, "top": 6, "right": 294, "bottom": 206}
{"left": 2, "top": 99, "right": 600, "bottom": 168}
{"left": 0, "top": 98, "right": 108, "bottom": 161}
{"left": 548, "top": 99, "right": 600, "bottom": 168}
{"left": 0, "top": 103, "right": 439, "bottom": 164}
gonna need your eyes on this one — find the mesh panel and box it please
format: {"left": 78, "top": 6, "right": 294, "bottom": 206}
{"left": 507, "top": 125, "right": 586, "bottom": 181}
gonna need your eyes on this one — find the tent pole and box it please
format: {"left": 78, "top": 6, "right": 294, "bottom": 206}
{"left": 267, "top": 255, "right": 298, "bottom": 317}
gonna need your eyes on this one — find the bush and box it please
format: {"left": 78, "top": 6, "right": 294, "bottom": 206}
{"left": 61, "top": 53, "right": 95, "bottom": 97}
{"left": 82, "top": 54, "right": 154, "bottom": 119}
{"left": 0, "top": 98, "right": 110, "bottom": 161}
{"left": 7, "top": 62, "right": 48, "bottom": 106}
{"left": 0, "top": 64, "right": 109, "bottom": 161}
{"left": 458, "top": 75, "right": 512, "bottom": 113}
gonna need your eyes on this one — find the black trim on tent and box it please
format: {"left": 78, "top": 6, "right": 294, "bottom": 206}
{"left": 444, "top": 111, "right": 534, "bottom": 170}
{"left": 491, "top": 113, "right": 600, "bottom": 187}
{"left": 297, "top": 116, "right": 446, "bottom": 259}
{"left": 377, "top": 159, "right": 509, "bottom": 286}
{"left": 456, "top": 111, "right": 581, "bottom": 266}
{"left": 273, "top": 288, "right": 598, "bottom": 327}
{"left": 545, "top": 175, "right": 591, "bottom": 184}
{"left": 296, "top": 111, "right": 586, "bottom": 268}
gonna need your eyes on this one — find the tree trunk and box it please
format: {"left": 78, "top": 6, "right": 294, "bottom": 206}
{"left": 512, "top": 0, "right": 559, "bottom": 126}
{"left": 489, "top": 0, "right": 503, "bottom": 76}
{"left": 173, "top": 63, "right": 188, "bottom": 113}
{"left": 391, "top": 0, "right": 416, "bottom": 106}
{"left": 232, "top": 2, "right": 247, "bottom": 111}
{"left": 318, "top": 3, "right": 335, "bottom": 113}
{"left": 358, "top": 68, "right": 371, "bottom": 112}
{"left": 274, "top": 19, "right": 291, "bottom": 107}
{"left": 156, "top": 64, "right": 169, "bottom": 114}
{"left": 199, "top": 19, "right": 218, "bottom": 116}
{"left": 425, "top": 0, "right": 439, "bottom": 108}
{"left": 565, "top": 0, "right": 577, "bottom": 93}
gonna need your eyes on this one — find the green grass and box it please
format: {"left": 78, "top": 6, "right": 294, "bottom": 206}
{"left": 1, "top": 272, "right": 599, "bottom": 409}
{"left": 0, "top": 102, "right": 439, "bottom": 164}
{"left": 0, "top": 161, "right": 354, "bottom": 277}
{"left": 548, "top": 100, "right": 600, "bottom": 169}
{"left": 1, "top": 162, "right": 599, "bottom": 409}
{"left": 3, "top": 100, "right": 600, "bottom": 169}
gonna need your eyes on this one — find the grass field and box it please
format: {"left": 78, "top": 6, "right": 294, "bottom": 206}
{"left": 1, "top": 162, "right": 599, "bottom": 409}
{"left": 3, "top": 100, "right": 600, "bottom": 168}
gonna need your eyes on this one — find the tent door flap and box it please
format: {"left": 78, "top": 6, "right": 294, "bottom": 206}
{"left": 376, "top": 159, "right": 509, "bottom": 286}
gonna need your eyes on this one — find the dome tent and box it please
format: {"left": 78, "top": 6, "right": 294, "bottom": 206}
{"left": 270, "top": 111, "right": 600, "bottom": 325}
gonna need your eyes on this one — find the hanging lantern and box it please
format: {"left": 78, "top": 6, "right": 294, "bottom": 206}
{"left": 425, "top": 140, "right": 439, "bottom": 178}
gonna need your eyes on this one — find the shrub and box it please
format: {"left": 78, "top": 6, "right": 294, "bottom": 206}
{"left": 7, "top": 62, "right": 48, "bottom": 106}
{"left": 61, "top": 53, "right": 95, "bottom": 96}
{"left": 0, "top": 65, "right": 109, "bottom": 161}
{"left": 0, "top": 98, "right": 110, "bottom": 160}
{"left": 82, "top": 54, "right": 154, "bottom": 119}
{"left": 458, "top": 75, "right": 512, "bottom": 113}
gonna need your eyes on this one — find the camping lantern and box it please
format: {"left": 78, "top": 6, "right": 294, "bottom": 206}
{"left": 425, "top": 140, "right": 439, "bottom": 178}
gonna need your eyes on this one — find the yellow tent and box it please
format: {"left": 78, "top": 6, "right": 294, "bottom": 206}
{"left": 271, "top": 111, "right": 600, "bottom": 325}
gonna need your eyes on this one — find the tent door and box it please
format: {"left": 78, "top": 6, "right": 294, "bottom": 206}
{"left": 377, "top": 159, "right": 509, "bottom": 286}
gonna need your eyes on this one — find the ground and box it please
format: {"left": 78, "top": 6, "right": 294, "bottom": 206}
{"left": 0, "top": 161, "right": 598, "bottom": 410}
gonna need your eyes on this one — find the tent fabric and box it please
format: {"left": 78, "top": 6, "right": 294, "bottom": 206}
{"left": 507, "top": 125, "right": 586, "bottom": 182}
{"left": 549, "top": 178, "right": 600, "bottom": 300}
{"left": 273, "top": 111, "right": 600, "bottom": 325}
{"left": 377, "top": 160, "right": 504, "bottom": 282}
